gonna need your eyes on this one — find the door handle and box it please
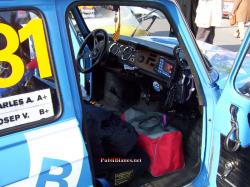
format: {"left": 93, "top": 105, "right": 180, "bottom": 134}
{"left": 224, "top": 105, "right": 241, "bottom": 152}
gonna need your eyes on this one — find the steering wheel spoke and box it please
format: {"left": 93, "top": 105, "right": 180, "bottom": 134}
{"left": 93, "top": 36, "right": 99, "bottom": 49}
{"left": 76, "top": 29, "right": 108, "bottom": 73}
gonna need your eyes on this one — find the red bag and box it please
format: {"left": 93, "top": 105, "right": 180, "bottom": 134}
{"left": 137, "top": 130, "right": 184, "bottom": 177}
{"left": 121, "top": 108, "right": 185, "bottom": 177}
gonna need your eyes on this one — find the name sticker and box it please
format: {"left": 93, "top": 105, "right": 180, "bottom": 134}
{"left": 0, "top": 89, "right": 54, "bottom": 130}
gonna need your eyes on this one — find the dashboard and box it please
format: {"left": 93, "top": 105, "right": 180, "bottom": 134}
{"left": 108, "top": 39, "right": 177, "bottom": 82}
{"left": 105, "top": 38, "right": 194, "bottom": 105}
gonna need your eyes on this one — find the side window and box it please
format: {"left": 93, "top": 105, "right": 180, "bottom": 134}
{"left": 0, "top": 10, "right": 60, "bottom": 134}
{"left": 234, "top": 47, "right": 250, "bottom": 97}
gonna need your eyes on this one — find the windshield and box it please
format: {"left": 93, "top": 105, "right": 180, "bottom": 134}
{"left": 75, "top": 5, "right": 220, "bottom": 82}
{"left": 79, "top": 6, "right": 170, "bottom": 38}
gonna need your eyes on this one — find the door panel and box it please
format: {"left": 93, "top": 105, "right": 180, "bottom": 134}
{"left": 217, "top": 135, "right": 250, "bottom": 187}
{"left": 215, "top": 29, "right": 250, "bottom": 186}
{"left": 214, "top": 29, "right": 250, "bottom": 147}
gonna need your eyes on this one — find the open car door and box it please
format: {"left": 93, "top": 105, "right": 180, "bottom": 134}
{"left": 214, "top": 29, "right": 250, "bottom": 187}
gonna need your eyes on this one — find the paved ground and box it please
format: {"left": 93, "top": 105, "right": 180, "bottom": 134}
{"left": 213, "top": 18, "right": 242, "bottom": 52}
{"left": 144, "top": 17, "right": 245, "bottom": 52}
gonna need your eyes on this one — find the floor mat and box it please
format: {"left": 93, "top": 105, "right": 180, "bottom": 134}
{"left": 129, "top": 161, "right": 200, "bottom": 187}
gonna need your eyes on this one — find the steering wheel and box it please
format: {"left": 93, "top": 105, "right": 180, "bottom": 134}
{"left": 76, "top": 29, "right": 109, "bottom": 73}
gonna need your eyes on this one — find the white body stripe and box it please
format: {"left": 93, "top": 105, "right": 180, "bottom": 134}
{"left": 6, "top": 119, "right": 84, "bottom": 187}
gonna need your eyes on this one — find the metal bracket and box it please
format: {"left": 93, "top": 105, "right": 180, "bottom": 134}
{"left": 221, "top": 160, "right": 239, "bottom": 179}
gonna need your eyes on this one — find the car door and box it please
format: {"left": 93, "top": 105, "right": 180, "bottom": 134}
{"left": 213, "top": 29, "right": 250, "bottom": 187}
{"left": 0, "top": 1, "right": 93, "bottom": 186}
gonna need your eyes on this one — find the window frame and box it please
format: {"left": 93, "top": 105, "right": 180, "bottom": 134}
{"left": 234, "top": 45, "right": 250, "bottom": 99}
{"left": 0, "top": 7, "right": 62, "bottom": 137}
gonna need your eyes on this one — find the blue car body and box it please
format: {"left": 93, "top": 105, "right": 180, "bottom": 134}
{"left": 0, "top": 0, "right": 249, "bottom": 187}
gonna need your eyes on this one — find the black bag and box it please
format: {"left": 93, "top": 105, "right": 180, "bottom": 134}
{"left": 84, "top": 104, "right": 138, "bottom": 157}
{"left": 85, "top": 104, "right": 149, "bottom": 186}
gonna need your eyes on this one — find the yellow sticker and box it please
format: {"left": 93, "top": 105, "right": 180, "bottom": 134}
{"left": 19, "top": 18, "right": 52, "bottom": 79}
{"left": 115, "top": 170, "right": 133, "bottom": 186}
{"left": 0, "top": 18, "right": 52, "bottom": 89}
{"left": 0, "top": 23, "right": 24, "bottom": 88}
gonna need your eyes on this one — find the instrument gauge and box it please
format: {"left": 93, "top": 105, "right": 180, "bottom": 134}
{"left": 121, "top": 46, "right": 135, "bottom": 61}
{"left": 109, "top": 43, "right": 120, "bottom": 55}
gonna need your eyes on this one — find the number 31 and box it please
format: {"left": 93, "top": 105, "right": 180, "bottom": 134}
{"left": 0, "top": 18, "right": 52, "bottom": 88}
